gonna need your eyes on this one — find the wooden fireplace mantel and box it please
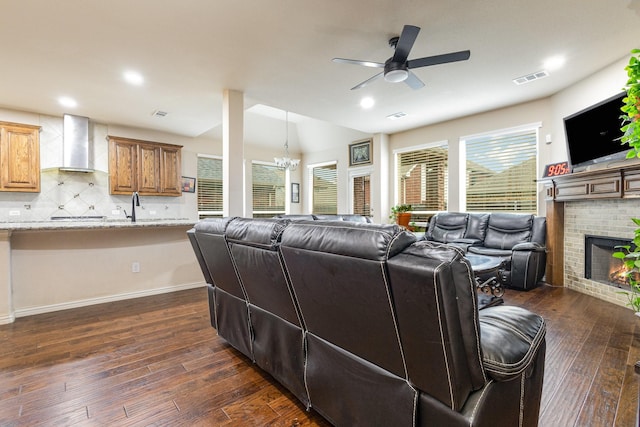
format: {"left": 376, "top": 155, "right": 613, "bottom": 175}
{"left": 543, "top": 160, "right": 640, "bottom": 287}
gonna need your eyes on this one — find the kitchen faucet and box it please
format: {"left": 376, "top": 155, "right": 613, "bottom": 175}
{"left": 126, "top": 191, "right": 140, "bottom": 222}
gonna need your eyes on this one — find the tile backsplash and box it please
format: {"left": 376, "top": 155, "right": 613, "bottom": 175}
{"left": 0, "top": 114, "right": 195, "bottom": 222}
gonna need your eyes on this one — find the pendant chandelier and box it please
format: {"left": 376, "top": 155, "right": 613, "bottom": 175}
{"left": 274, "top": 111, "right": 300, "bottom": 171}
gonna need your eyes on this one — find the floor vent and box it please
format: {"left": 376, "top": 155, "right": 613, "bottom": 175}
{"left": 513, "top": 70, "right": 549, "bottom": 85}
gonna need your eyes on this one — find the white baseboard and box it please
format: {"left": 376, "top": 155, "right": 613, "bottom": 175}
{"left": 13, "top": 281, "right": 206, "bottom": 320}
{"left": 0, "top": 313, "right": 15, "bottom": 325}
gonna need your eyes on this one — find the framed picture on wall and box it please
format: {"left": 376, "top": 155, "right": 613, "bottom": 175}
{"left": 291, "top": 182, "right": 300, "bottom": 203}
{"left": 349, "top": 139, "right": 372, "bottom": 167}
{"left": 181, "top": 176, "right": 196, "bottom": 193}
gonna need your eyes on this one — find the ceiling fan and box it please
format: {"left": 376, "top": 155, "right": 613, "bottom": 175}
{"left": 332, "top": 24, "right": 470, "bottom": 90}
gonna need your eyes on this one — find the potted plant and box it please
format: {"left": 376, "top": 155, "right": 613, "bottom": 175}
{"left": 390, "top": 204, "right": 412, "bottom": 228}
{"left": 612, "top": 218, "right": 640, "bottom": 315}
{"left": 620, "top": 49, "right": 640, "bottom": 157}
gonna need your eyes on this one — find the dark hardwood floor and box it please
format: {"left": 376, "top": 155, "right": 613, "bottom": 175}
{"left": 0, "top": 285, "right": 638, "bottom": 426}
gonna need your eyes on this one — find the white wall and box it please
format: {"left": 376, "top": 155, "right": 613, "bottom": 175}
{"left": 549, "top": 56, "right": 629, "bottom": 164}
{"left": 0, "top": 54, "right": 631, "bottom": 319}
{"left": 389, "top": 98, "right": 553, "bottom": 216}
{"left": 10, "top": 226, "right": 201, "bottom": 316}
{"left": 385, "top": 55, "right": 630, "bottom": 217}
{"left": 296, "top": 118, "right": 370, "bottom": 215}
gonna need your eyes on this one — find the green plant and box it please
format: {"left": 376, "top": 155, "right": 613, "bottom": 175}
{"left": 612, "top": 217, "right": 640, "bottom": 313}
{"left": 409, "top": 221, "right": 426, "bottom": 232}
{"left": 621, "top": 49, "right": 640, "bottom": 157}
{"left": 389, "top": 204, "right": 412, "bottom": 220}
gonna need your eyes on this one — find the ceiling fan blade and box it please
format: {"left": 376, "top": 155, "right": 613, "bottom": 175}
{"left": 407, "top": 50, "right": 471, "bottom": 69}
{"left": 332, "top": 58, "right": 385, "bottom": 68}
{"left": 404, "top": 71, "right": 425, "bottom": 90}
{"left": 391, "top": 25, "right": 420, "bottom": 63}
{"left": 351, "top": 72, "right": 384, "bottom": 90}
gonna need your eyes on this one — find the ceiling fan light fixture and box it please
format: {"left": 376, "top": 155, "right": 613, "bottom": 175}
{"left": 384, "top": 69, "right": 409, "bottom": 83}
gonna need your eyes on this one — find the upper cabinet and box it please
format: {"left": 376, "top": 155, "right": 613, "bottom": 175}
{"left": 0, "top": 121, "right": 41, "bottom": 193}
{"left": 108, "top": 136, "right": 182, "bottom": 196}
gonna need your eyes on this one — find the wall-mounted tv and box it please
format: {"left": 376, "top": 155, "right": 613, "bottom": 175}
{"left": 564, "top": 92, "right": 629, "bottom": 172}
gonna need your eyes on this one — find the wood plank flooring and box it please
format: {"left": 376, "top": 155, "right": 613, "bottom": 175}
{"left": 0, "top": 285, "right": 638, "bottom": 426}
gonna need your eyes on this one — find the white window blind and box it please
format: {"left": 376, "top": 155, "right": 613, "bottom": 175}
{"left": 312, "top": 163, "right": 337, "bottom": 214}
{"left": 396, "top": 144, "right": 448, "bottom": 220}
{"left": 252, "top": 162, "right": 285, "bottom": 218}
{"left": 464, "top": 128, "right": 537, "bottom": 213}
{"left": 197, "top": 156, "right": 223, "bottom": 218}
{"left": 352, "top": 175, "right": 370, "bottom": 216}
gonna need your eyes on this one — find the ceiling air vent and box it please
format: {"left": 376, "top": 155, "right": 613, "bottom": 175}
{"left": 152, "top": 110, "right": 168, "bottom": 117}
{"left": 513, "top": 70, "right": 549, "bottom": 85}
{"left": 387, "top": 112, "right": 407, "bottom": 120}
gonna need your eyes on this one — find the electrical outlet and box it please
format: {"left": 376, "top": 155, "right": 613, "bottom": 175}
{"left": 132, "top": 262, "right": 140, "bottom": 273}
{"left": 149, "top": 210, "right": 157, "bottom": 215}
{"left": 9, "top": 210, "right": 20, "bottom": 216}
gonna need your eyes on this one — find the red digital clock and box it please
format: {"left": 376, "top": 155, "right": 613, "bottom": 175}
{"left": 543, "top": 161, "right": 571, "bottom": 178}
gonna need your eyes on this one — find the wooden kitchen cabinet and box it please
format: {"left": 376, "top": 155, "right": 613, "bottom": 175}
{"left": 0, "top": 121, "right": 41, "bottom": 192}
{"left": 108, "top": 136, "right": 182, "bottom": 196}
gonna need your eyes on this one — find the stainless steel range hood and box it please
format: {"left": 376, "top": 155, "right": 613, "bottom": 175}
{"left": 60, "top": 114, "right": 94, "bottom": 172}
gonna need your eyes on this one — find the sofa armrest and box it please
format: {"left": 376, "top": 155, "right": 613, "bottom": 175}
{"left": 512, "top": 242, "right": 545, "bottom": 252}
{"left": 479, "top": 305, "right": 546, "bottom": 382}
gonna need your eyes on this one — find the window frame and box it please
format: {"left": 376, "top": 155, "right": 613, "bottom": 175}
{"left": 251, "top": 160, "right": 288, "bottom": 218}
{"left": 196, "top": 154, "right": 223, "bottom": 219}
{"left": 459, "top": 122, "right": 541, "bottom": 213}
{"left": 307, "top": 160, "right": 338, "bottom": 215}
{"left": 348, "top": 165, "right": 373, "bottom": 216}
{"left": 392, "top": 140, "right": 449, "bottom": 221}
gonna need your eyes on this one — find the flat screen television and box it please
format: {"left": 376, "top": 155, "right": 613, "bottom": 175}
{"left": 563, "top": 91, "right": 629, "bottom": 172}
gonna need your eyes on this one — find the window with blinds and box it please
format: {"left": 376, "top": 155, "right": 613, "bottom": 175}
{"left": 464, "top": 128, "right": 537, "bottom": 213}
{"left": 352, "top": 174, "right": 370, "bottom": 216}
{"left": 396, "top": 144, "right": 448, "bottom": 220}
{"left": 312, "top": 163, "right": 337, "bottom": 214}
{"left": 252, "top": 162, "right": 285, "bottom": 218}
{"left": 197, "top": 155, "right": 223, "bottom": 218}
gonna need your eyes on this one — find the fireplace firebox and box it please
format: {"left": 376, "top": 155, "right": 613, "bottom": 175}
{"left": 585, "top": 235, "right": 635, "bottom": 288}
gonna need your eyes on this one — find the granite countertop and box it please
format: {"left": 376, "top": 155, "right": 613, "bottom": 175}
{"left": 0, "top": 218, "right": 197, "bottom": 231}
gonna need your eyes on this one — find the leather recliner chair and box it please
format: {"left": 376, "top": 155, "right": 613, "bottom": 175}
{"left": 466, "top": 213, "right": 546, "bottom": 290}
{"left": 426, "top": 212, "right": 546, "bottom": 290}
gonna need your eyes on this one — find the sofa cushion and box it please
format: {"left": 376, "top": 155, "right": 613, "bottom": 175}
{"left": 464, "top": 213, "right": 490, "bottom": 241}
{"left": 479, "top": 305, "right": 546, "bottom": 381}
{"left": 483, "top": 213, "right": 533, "bottom": 250}
{"left": 467, "top": 246, "right": 512, "bottom": 257}
{"left": 427, "top": 212, "right": 468, "bottom": 243}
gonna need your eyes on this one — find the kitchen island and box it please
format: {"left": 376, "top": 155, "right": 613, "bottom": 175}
{"left": 0, "top": 219, "right": 202, "bottom": 324}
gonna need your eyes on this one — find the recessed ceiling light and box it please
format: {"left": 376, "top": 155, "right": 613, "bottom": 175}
{"left": 543, "top": 55, "right": 566, "bottom": 71}
{"left": 123, "top": 70, "right": 144, "bottom": 86}
{"left": 58, "top": 96, "right": 77, "bottom": 108}
{"left": 360, "top": 97, "right": 375, "bottom": 109}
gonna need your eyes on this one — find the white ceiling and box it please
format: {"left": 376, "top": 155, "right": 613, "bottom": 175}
{"left": 1, "top": 0, "right": 639, "bottom": 148}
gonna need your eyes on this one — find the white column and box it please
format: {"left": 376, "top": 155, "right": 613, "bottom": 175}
{"left": 372, "top": 133, "right": 389, "bottom": 224}
{"left": 222, "top": 89, "right": 245, "bottom": 217}
{"left": 0, "top": 231, "right": 14, "bottom": 324}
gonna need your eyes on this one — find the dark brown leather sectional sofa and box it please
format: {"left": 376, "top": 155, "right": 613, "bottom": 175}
{"left": 425, "top": 212, "right": 547, "bottom": 290}
{"left": 188, "top": 217, "right": 546, "bottom": 426}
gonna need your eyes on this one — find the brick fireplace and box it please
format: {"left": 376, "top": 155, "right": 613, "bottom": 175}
{"left": 563, "top": 198, "right": 640, "bottom": 307}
